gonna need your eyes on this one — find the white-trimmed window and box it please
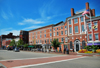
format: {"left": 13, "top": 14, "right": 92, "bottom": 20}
{"left": 36, "top": 36, "right": 37, "bottom": 39}
{"left": 45, "top": 40, "right": 46, "bottom": 43}
{"left": 54, "top": 32, "right": 55, "bottom": 36}
{"left": 61, "top": 27, "right": 63, "bottom": 29}
{"left": 74, "top": 18, "right": 78, "bottom": 24}
{"left": 94, "top": 22, "right": 98, "bottom": 31}
{"left": 89, "top": 34, "right": 92, "bottom": 41}
{"left": 54, "top": 28, "right": 55, "bottom": 31}
{"left": 44, "top": 34, "right": 46, "bottom": 37}
{"left": 57, "top": 32, "right": 59, "bottom": 36}
{"left": 81, "top": 25, "right": 85, "bottom": 32}
{"left": 65, "top": 30, "right": 67, "bottom": 35}
{"left": 95, "top": 34, "right": 99, "bottom": 40}
{"left": 45, "top": 30, "right": 46, "bottom": 32}
{"left": 61, "top": 38, "right": 64, "bottom": 42}
{"left": 61, "top": 31, "right": 63, "bottom": 35}
{"left": 50, "top": 33, "right": 52, "bottom": 37}
{"left": 50, "top": 39, "right": 52, "bottom": 43}
{"left": 81, "top": 16, "right": 83, "bottom": 22}
{"left": 38, "top": 40, "right": 39, "bottom": 43}
{"left": 75, "top": 26, "right": 78, "bottom": 33}
{"left": 69, "top": 27, "right": 72, "bottom": 34}
{"left": 69, "top": 20, "right": 71, "bottom": 25}
{"left": 57, "top": 28, "right": 58, "bottom": 30}
{"left": 40, "top": 35, "right": 41, "bottom": 38}
{"left": 65, "top": 26, "right": 67, "bottom": 29}
{"left": 88, "top": 23, "right": 91, "bottom": 31}
{"left": 50, "top": 29, "right": 52, "bottom": 31}
{"left": 65, "top": 37, "right": 68, "bottom": 42}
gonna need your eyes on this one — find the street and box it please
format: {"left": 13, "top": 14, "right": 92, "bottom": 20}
{"left": 0, "top": 50, "right": 100, "bottom": 68}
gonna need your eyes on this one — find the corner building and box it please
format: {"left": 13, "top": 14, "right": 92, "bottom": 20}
{"left": 29, "top": 2, "right": 99, "bottom": 52}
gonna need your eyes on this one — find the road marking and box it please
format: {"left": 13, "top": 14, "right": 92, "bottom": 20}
{"left": 12, "top": 56, "right": 86, "bottom": 68}
{"left": 0, "top": 55, "right": 66, "bottom": 61}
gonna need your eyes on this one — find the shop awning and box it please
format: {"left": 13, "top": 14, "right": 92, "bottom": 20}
{"left": 87, "top": 42, "right": 100, "bottom": 46}
{"left": 28, "top": 45, "right": 34, "bottom": 47}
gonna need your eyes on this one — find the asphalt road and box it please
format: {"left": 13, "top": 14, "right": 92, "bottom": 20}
{"left": 0, "top": 50, "right": 63, "bottom": 60}
{"left": 0, "top": 50, "right": 100, "bottom": 68}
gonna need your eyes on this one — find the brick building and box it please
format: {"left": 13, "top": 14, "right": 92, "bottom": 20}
{"left": 20, "top": 30, "right": 29, "bottom": 44}
{"left": 86, "top": 16, "right": 100, "bottom": 48}
{"left": 0, "top": 33, "right": 19, "bottom": 48}
{"left": 28, "top": 2, "right": 100, "bottom": 52}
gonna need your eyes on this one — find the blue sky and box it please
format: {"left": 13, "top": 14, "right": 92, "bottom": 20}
{"left": 0, "top": 0, "right": 100, "bottom": 35}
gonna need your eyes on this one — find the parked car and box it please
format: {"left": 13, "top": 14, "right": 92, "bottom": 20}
{"left": 14, "top": 47, "right": 20, "bottom": 52}
{"left": 7, "top": 47, "right": 13, "bottom": 50}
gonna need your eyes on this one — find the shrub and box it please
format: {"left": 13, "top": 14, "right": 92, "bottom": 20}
{"left": 85, "top": 51, "right": 93, "bottom": 53}
{"left": 78, "top": 49, "right": 87, "bottom": 53}
{"left": 96, "top": 49, "right": 100, "bottom": 53}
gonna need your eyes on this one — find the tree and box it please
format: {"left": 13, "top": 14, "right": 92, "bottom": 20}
{"left": 91, "top": 45, "right": 99, "bottom": 52}
{"left": 23, "top": 44, "right": 28, "bottom": 48}
{"left": 84, "top": 46, "right": 91, "bottom": 51}
{"left": 16, "top": 39, "right": 24, "bottom": 47}
{"left": 9, "top": 39, "right": 16, "bottom": 46}
{"left": 51, "top": 39, "right": 60, "bottom": 49}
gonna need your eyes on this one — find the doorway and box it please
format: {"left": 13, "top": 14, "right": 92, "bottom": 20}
{"left": 74, "top": 40, "right": 80, "bottom": 52}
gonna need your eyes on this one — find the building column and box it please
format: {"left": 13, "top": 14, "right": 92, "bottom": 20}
{"left": 79, "top": 17, "right": 81, "bottom": 34}
{"left": 68, "top": 21, "right": 69, "bottom": 36}
{"left": 84, "top": 16, "right": 86, "bottom": 34}
{"left": 71, "top": 19, "right": 73, "bottom": 35}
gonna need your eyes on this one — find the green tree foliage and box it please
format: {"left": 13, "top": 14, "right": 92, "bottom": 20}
{"left": 23, "top": 44, "right": 28, "bottom": 48}
{"left": 16, "top": 39, "right": 24, "bottom": 47}
{"left": 91, "top": 45, "right": 99, "bottom": 52}
{"left": 84, "top": 46, "right": 91, "bottom": 51}
{"left": 9, "top": 39, "right": 16, "bottom": 46}
{"left": 51, "top": 39, "right": 60, "bottom": 49}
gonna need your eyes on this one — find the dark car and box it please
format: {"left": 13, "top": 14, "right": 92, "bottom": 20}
{"left": 7, "top": 47, "right": 13, "bottom": 50}
{"left": 14, "top": 47, "right": 20, "bottom": 52}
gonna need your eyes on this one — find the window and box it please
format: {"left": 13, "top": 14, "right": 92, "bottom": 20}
{"left": 61, "top": 31, "right": 63, "bottom": 35}
{"left": 57, "top": 38, "right": 59, "bottom": 42}
{"left": 54, "top": 32, "right": 55, "bottom": 36}
{"left": 69, "top": 27, "right": 72, "bottom": 34}
{"left": 95, "top": 34, "right": 98, "bottom": 40}
{"left": 40, "top": 31, "right": 42, "bottom": 33}
{"left": 89, "top": 34, "right": 92, "bottom": 41}
{"left": 33, "top": 36, "right": 34, "bottom": 39}
{"left": 57, "top": 32, "right": 59, "bottom": 36}
{"left": 45, "top": 30, "right": 46, "bottom": 32}
{"left": 36, "top": 40, "right": 38, "bottom": 43}
{"left": 45, "top": 40, "right": 46, "bottom": 43}
{"left": 74, "top": 18, "right": 78, "bottom": 24}
{"left": 88, "top": 23, "right": 91, "bottom": 31}
{"left": 57, "top": 28, "right": 58, "bottom": 30}
{"left": 50, "top": 29, "right": 52, "bottom": 31}
{"left": 54, "top": 28, "right": 55, "bottom": 31}
{"left": 81, "top": 17, "right": 83, "bottom": 22}
{"left": 61, "top": 38, "right": 64, "bottom": 42}
{"left": 81, "top": 25, "right": 85, "bottom": 32}
{"left": 94, "top": 22, "right": 98, "bottom": 31}
{"left": 44, "top": 34, "right": 46, "bottom": 37}
{"left": 65, "top": 37, "right": 68, "bottom": 42}
{"left": 33, "top": 33, "right": 34, "bottom": 35}
{"left": 65, "top": 30, "right": 67, "bottom": 35}
{"left": 70, "top": 41, "right": 73, "bottom": 49}
{"left": 40, "top": 40, "right": 41, "bottom": 43}
{"left": 50, "top": 33, "right": 52, "bottom": 37}
{"left": 36, "top": 32, "right": 37, "bottom": 34}
{"left": 36, "top": 36, "right": 37, "bottom": 39}
{"left": 50, "top": 39, "right": 52, "bottom": 43}
{"left": 75, "top": 26, "right": 78, "bottom": 33}
{"left": 61, "top": 27, "right": 63, "bottom": 29}
{"left": 38, "top": 40, "right": 39, "bottom": 43}
{"left": 69, "top": 20, "right": 71, "bottom": 25}
{"left": 40, "top": 35, "right": 41, "bottom": 38}
{"left": 65, "top": 26, "right": 67, "bottom": 29}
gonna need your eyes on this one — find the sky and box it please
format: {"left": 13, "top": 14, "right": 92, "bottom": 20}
{"left": 0, "top": 0, "right": 100, "bottom": 36}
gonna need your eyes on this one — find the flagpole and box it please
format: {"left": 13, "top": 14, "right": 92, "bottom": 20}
{"left": 89, "top": 8, "right": 94, "bottom": 45}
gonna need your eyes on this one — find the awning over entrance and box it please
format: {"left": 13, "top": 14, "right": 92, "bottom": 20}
{"left": 87, "top": 42, "right": 100, "bottom": 45}
{"left": 28, "top": 45, "right": 34, "bottom": 47}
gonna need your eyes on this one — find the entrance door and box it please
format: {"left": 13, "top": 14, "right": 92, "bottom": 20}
{"left": 76, "top": 43, "right": 79, "bottom": 51}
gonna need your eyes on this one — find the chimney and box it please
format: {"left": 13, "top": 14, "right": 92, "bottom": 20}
{"left": 92, "top": 9, "right": 95, "bottom": 16}
{"left": 71, "top": 8, "right": 75, "bottom": 16}
{"left": 86, "top": 2, "right": 89, "bottom": 10}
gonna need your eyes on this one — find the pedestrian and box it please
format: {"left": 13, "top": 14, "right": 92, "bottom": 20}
{"left": 64, "top": 48, "right": 66, "bottom": 54}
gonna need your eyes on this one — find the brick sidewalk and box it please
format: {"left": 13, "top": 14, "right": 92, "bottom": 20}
{"left": 0, "top": 55, "right": 84, "bottom": 68}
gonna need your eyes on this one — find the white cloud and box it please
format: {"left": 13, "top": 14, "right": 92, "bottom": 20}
{"left": 23, "top": 25, "right": 42, "bottom": 30}
{"left": 1, "top": 10, "right": 8, "bottom": 20}
{"left": 18, "top": 18, "right": 45, "bottom": 25}
{"left": 0, "top": 28, "right": 20, "bottom": 36}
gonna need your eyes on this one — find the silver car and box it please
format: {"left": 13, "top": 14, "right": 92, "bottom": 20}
{"left": 14, "top": 47, "right": 20, "bottom": 52}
